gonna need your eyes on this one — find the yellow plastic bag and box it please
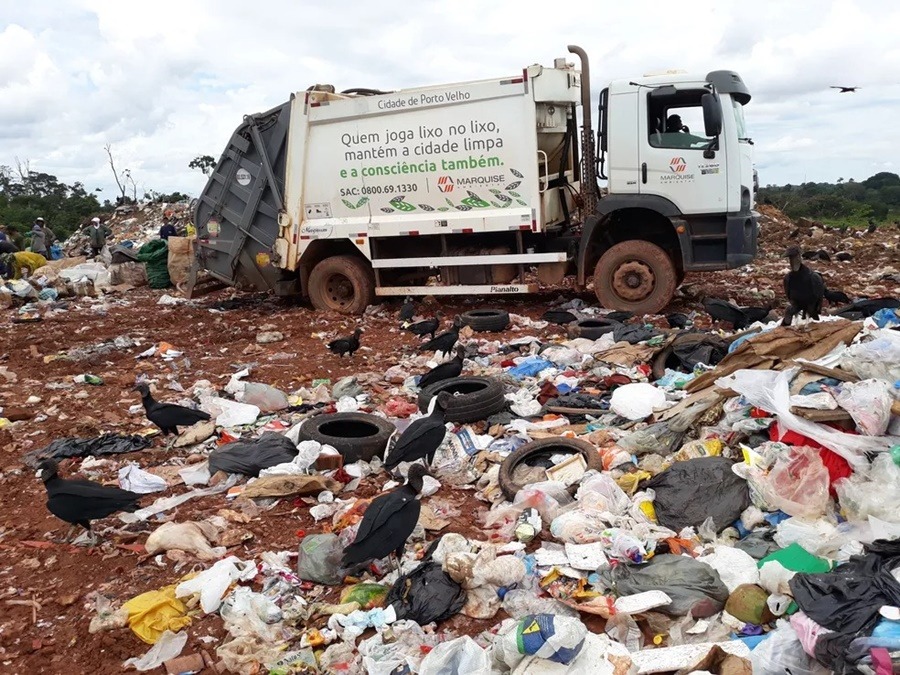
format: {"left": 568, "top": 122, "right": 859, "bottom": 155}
{"left": 122, "top": 584, "right": 191, "bottom": 644}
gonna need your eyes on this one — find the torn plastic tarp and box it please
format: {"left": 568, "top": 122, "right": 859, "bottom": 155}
{"left": 599, "top": 554, "right": 729, "bottom": 617}
{"left": 208, "top": 432, "right": 298, "bottom": 477}
{"left": 646, "top": 456, "right": 750, "bottom": 532}
{"left": 23, "top": 433, "right": 151, "bottom": 464}
{"left": 789, "top": 539, "right": 900, "bottom": 635}
{"left": 716, "top": 368, "right": 898, "bottom": 467}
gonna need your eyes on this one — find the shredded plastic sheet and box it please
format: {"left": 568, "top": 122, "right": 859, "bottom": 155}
{"left": 122, "top": 629, "right": 187, "bottom": 671}
{"left": 716, "top": 368, "right": 898, "bottom": 467}
{"left": 119, "top": 474, "right": 239, "bottom": 523}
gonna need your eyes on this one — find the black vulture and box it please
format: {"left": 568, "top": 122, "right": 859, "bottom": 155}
{"left": 666, "top": 312, "right": 691, "bottom": 329}
{"left": 342, "top": 463, "right": 429, "bottom": 570}
{"left": 398, "top": 297, "right": 416, "bottom": 324}
{"left": 384, "top": 394, "right": 450, "bottom": 471}
{"left": 702, "top": 298, "right": 769, "bottom": 330}
{"left": 135, "top": 383, "right": 211, "bottom": 437}
{"left": 782, "top": 246, "right": 825, "bottom": 326}
{"left": 405, "top": 313, "right": 443, "bottom": 340}
{"left": 327, "top": 328, "right": 362, "bottom": 357}
{"left": 36, "top": 458, "right": 141, "bottom": 542}
{"left": 419, "top": 318, "right": 461, "bottom": 354}
{"left": 835, "top": 252, "right": 853, "bottom": 262}
{"left": 418, "top": 346, "right": 465, "bottom": 390}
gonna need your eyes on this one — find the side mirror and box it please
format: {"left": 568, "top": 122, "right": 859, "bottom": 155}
{"left": 701, "top": 92, "right": 722, "bottom": 137}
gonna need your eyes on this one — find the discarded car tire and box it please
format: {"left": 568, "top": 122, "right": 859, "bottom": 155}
{"left": 594, "top": 240, "right": 677, "bottom": 315}
{"left": 296, "top": 412, "right": 395, "bottom": 463}
{"left": 568, "top": 318, "right": 619, "bottom": 340}
{"left": 460, "top": 309, "right": 510, "bottom": 332}
{"left": 499, "top": 437, "right": 604, "bottom": 500}
{"left": 308, "top": 255, "right": 376, "bottom": 315}
{"left": 418, "top": 376, "right": 506, "bottom": 423}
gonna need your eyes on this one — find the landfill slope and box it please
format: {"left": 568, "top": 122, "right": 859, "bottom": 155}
{"left": 0, "top": 206, "right": 897, "bottom": 673}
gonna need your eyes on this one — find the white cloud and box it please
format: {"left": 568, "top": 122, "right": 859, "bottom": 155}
{"left": 1, "top": 0, "right": 898, "bottom": 201}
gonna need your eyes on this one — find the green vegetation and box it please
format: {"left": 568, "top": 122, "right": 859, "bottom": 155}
{"left": 758, "top": 172, "right": 900, "bottom": 227}
{"left": 0, "top": 165, "right": 105, "bottom": 243}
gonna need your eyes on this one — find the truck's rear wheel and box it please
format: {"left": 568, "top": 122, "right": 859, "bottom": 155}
{"left": 593, "top": 240, "right": 676, "bottom": 315}
{"left": 308, "top": 255, "right": 375, "bottom": 314}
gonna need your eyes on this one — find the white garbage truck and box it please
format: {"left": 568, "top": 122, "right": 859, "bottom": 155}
{"left": 189, "top": 45, "right": 758, "bottom": 314}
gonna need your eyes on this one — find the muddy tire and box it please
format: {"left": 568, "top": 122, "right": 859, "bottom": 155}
{"left": 460, "top": 309, "right": 510, "bottom": 332}
{"left": 568, "top": 318, "right": 620, "bottom": 340}
{"left": 594, "top": 240, "right": 677, "bottom": 315}
{"left": 499, "top": 437, "right": 604, "bottom": 500}
{"left": 418, "top": 376, "right": 506, "bottom": 423}
{"left": 297, "top": 412, "right": 395, "bottom": 463}
{"left": 308, "top": 255, "right": 375, "bottom": 315}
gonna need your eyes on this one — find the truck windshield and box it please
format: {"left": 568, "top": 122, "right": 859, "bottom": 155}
{"left": 732, "top": 98, "right": 749, "bottom": 141}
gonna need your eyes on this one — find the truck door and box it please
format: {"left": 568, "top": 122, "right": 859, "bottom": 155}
{"left": 638, "top": 86, "right": 727, "bottom": 214}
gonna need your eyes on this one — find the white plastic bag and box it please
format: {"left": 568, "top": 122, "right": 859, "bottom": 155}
{"left": 200, "top": 396, "right": 260, "bottom": 427}
{"left": 118, "top": 464, "right": 168, "bottom": 494}
{"left": 833, "top": 379, "right": 893, "bottom": 436}
{"left": 175, "top": 556, "right": 256, "bottom": 613}
{"left": 609, "top": 383, "right": 666, "bottom": 420}
{"left": 419, "top": 636, "right": 489, "bottom": 675}
{"left": 749, "top": 621, "right": 830, "bottom": 675}
{"left": 841, "top": 330, "right": 900, "bottom": 383}
{"left": 757, "top": 446, "right": 831, "bottom": 519}
{"left": 123, "top": 630, "right": 187, "bottom": 671}
{"left": 836, "top": 453, "right": 900, "bottom": 523}
{"left": 696, "top": 545, "right": 760, "bottom": 593}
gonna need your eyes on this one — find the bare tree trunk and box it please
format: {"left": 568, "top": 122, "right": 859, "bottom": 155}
{"left": 13, "top": 157, "right": 31, "bottom": 192}
{"left": 104, "top": 144, "right": 127, "bottom": 201}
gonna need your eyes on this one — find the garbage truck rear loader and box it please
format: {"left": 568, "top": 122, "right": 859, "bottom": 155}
{"left": 190, "top": 46, "right": 757, "bottom": 314}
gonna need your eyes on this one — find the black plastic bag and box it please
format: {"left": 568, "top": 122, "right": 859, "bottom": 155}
{"left": 613, "top": 324, "right": 661, "bottom": 345}
{"left": 208, "top": 432, "right": 298, "bottom": 477}
{"left": 671, "top": 334, "right": 729, "bottom": 371}
{"left": 598, "top": 554, "right": 729, "bottom": 617}
{"left": 386, "top": 560, "right": 466, "bottom": 624}
{"left": 790, "top": 538, "right": 900, "bottom": 635}
{"left": 647, "top": 456, "right": 750, "bottom": 532}
{"left": 23, "top": 433, "right": 152, "bottom": 465}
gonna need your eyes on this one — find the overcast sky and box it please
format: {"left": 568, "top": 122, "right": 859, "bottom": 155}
{"left": 2, "top": 0, "right": 898, "bottom": 199}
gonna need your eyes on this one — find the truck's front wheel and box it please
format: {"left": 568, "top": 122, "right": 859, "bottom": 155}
{"left": 308, "top": 255, "right": 375, "bottom": 314}
{"left": 593, "top": 240, "right": 676, "bottom": 315}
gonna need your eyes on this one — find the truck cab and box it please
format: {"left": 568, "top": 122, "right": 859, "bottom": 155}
{"left": 579, "top": 69, "right": 757, "bottom": 311}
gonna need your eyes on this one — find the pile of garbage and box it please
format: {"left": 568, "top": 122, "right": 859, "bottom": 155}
{"left": 16, "top": 300, "right": 900, "bottom": 674}
{"left": 0, "top": 232, "right": 194, "bottom": 310}
{"left": 60, "top": 200, "right": 195, "bottom": 258}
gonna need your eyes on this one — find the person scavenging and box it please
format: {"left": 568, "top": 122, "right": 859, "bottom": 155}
{"left": 88, "top": 217, "right": 112, "bottom": 258}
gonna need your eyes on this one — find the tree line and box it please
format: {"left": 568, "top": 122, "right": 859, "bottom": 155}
{"left": 758, "top": 171, "right": 900, "bottom": 226}
{"left": 0, "top": 161, "right": 189, "bottom": 245}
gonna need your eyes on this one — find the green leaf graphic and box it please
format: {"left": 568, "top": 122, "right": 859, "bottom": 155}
{"left": 342, "top": 198, "right": 356, "bottom": 209}
{"left": 510, "top": 168, "right": 523, "bottom": 178}
{"left": 505, "top": 181, "right": 521, "bottom": 190}
{"left": 508, "top": 191, "right": 521, "bottom": 197}
{"left": 516, "top": 199, "right": 527, "bottom": 206}
{"left": 356, "top": 197, "right": 369, "bottom": 208}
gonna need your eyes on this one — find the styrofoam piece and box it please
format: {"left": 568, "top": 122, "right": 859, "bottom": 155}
{"left": 613, "top": 590, "right": 672, "bottom": 614}
{"left": 630, "top": 641, "right": 751, "bottom": 674}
